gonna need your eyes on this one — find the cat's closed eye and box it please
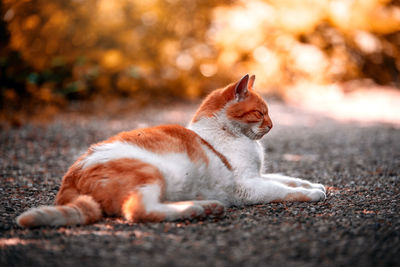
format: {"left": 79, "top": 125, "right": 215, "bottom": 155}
{"left": 253, "top": 110, "right": 264, "bottom": 119}
{"left": 243, "top": 110, "right": 264, "bottom": 123}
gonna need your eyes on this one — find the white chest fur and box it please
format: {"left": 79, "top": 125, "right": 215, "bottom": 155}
{"left": 188, "top": 117, "right": 264, "bottom": 180}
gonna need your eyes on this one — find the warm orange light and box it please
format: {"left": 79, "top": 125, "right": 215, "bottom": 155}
{"left": 284, "top": 82, "right": 400, "bottom": 125}
{"left": 2, "top": 0, "right": 400, "bottom": 121}
{"left": 0, "top": 238, "right": 38, "bottom": 247}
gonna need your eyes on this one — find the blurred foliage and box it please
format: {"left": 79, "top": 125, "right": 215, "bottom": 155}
{"left": 1, "top": 0, "right": 400, "bottom": 123}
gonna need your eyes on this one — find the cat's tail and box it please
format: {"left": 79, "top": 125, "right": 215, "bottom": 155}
{"left": 16, "top": 195, "right": 101, "bottom": 228}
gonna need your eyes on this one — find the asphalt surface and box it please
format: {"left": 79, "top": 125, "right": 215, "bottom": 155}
{"left": 1, "top": 100, "right": 399, "bottom": 267}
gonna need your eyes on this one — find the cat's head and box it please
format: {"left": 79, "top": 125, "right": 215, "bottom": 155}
{"left": 191, "top": 74, "right": 273, "bottom": 140}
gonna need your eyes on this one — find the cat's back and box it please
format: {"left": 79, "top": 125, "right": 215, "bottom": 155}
{"left": 109, "top": 125, "right": 205, "bottom": 156}
{"left": 77, "top": 124, "right": 234, "bottom": 201}
{"left": 82, "top": 124, "right": 210, "bottom": 167}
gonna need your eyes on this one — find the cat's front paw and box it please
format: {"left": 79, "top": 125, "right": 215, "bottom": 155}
{"left": 299, "top": 180, "right": 326, "bottom": 193}
{"left": 199, "top": 200, "right": 225, "bottom": 217}
{"left": 283, "top": 188, "right": 326, "bottom": 202}
{"left": 311, "top": 183, "right": 326, "bottom": 194}
{"left": 178, "top": 205, "right": 206, "bottom": 220}
{"left": 308, "top": 189, "right": 326, "bottom": 202}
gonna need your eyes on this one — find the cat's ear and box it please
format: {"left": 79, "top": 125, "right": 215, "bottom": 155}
{"left": 248, "top": 75, "right": 255, "bottom": 91}
{"left": 235, "top": 74, "right": 249, "bottom": 101}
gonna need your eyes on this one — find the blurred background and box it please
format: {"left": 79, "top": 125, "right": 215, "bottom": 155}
{"left": 1, "top": 0, "right": 400, "bottom": 125}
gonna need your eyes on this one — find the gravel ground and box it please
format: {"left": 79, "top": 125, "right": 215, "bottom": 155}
{"left": 1, "top": 100, "right": 399, "bottom": 267}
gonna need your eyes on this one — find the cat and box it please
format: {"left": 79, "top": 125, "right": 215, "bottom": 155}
{"left": 16, "top": 74, "right": 326, "bottom": 227}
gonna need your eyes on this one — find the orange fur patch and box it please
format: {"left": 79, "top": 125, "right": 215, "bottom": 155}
{"left": 67, "top": 196, "right": 101, "bottom": 224}
{"left": 226, "top": 91, "right": 270, "bottom": 124}
{"left": 191, "top": 83, "right": 237, "bottom": 122}
{"left": 191, "top": 76, "right": 272, "bottom": 128}
{"left": 284, "top": 181, "right": 312, "bottom": 189}
{"left": 57, "top": 158, "right": 165, "bottom": 220}
{"left": 16, "top": 214, "right": 35, "bottom": 227}
{"left": 56, "top": 153, "right": 90, "bottom": 205}
{"left": 260, "top": 114, "right": 273, "bottom": 129}
{"left": 55, "top": 206, "right": 74, "bottom": 224}
{"left": 283, "top": 192, "right": 311, "bottom": 202}
{"left": 122, "top": 191, "right": 165, "bottom": 222}
{"left": 95, "top": 125, "right": 209, "bottom": 165}
{"left": 271, "top": 192, "right": 312, "bottom": 202}
{"left": 78, "top": 158, "right": 164, "bottom": 216}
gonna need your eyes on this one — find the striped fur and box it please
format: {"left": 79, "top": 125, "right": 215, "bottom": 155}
{"left": 16, "top": 74, "right": 326, "bottom": 228}
{"left": 16, "top": 195, "right": 101, "bottom": 227}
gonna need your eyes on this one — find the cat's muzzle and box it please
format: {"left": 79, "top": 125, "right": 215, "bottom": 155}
{"left": 250, "top": 126, "right": 271, "bottom": 140}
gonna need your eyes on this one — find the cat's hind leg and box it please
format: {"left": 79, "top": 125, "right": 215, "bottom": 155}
{"left": 163, "top": 200, "right": 225, "bottom": 220}
{"left": 122, "top": 184, "right": 225, "bottom": 222}
{"left": 262, "top": 173, "right": 326, "bottom": 193}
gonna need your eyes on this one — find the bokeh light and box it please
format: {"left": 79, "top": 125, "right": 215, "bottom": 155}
{"left": 1, "top": 0, "right": 399, "bottom": 124}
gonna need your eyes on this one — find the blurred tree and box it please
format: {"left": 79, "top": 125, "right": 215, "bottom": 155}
{"left": 210, "top": 0, "right": 400, "bottom": 93}
{"left": 0, "top": 0, "right": 399, "bottom": 123}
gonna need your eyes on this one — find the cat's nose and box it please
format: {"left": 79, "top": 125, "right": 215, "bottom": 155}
{"left": 265, "top": 117, "right": 273, "bottom": 129}
{"left": 260, "top": 116, "right": 273, "bottom": 131}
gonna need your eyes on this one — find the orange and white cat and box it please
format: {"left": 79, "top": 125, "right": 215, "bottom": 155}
{"left": 16, "top": 74, "right": 326, "bottom": 227}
